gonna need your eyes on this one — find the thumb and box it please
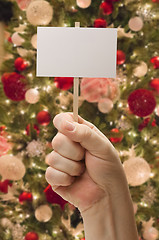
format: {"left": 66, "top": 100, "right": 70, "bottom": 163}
{"left": 53, "top": 113, "right": 119, "bottom": 161}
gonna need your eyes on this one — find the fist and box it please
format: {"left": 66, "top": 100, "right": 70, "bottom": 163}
{"left": 45, "top": 113, "right": 128, "bottom": 213}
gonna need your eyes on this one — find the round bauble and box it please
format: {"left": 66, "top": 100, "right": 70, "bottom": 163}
{"left": 26, "top": 0, "right": 53, "bottom": 26}
{"left": 35, "top": 204, "right": 52, "bottom": 222}
{"left": 150, "top": 78, "right": 159, "bottom": 94}
{"left": 36, "top": 111, "right": 51, "bottom": 126}
{"left": 31, "top": 34, "right": 37, "bottom": 49}
{"left": 150, "top": 56, "right": 159, "bottom": 69}
{"left": 1, "top": 72, "right": 27, "bottom": 101}
{"left": 128, "top": 16, "right": 143, "bottom": 31}
{"left": 109, "top": 128, "right": 123, "bottom": 143}
{"left": 117, "top": 50, "right": 126, "bottom": 65}
{"left": 76, "top": 0, "right": 91, "bottom": 8}
{"left": 0, "top": 155, "right": 26, "bottom": 180}
{"left": 0, "top": 136, "right": 11, "bottom": 157}
{"left": 14, "top": 57, "right": 28, "bottom": 71}
{"left": 25, "top": 232, "right": 39, "bottom": 240}
{"left": 16, "top": 0, "right": 32, "bottom": 10}
{"left": 128, "top": 89, "right": 156, "bottom": 117}
{"left": 0, "top": 180, "right": 12, "bottom": 193}
{"left": 100, "top": 1, "right": 113, "bottom": 15}
{"left": 123, "top": 157, "right": 151, "bottom": 186}
{"left": 25, "top": 89, "right": 40, "bottom": 104}
{"left": 94, "top": 18, "right": 107, "bottom": 28}
{"left": 143, "top": 227, "right": 158, "bottom": 240}
{"left": 11, "top": 32, "right": 24, "bottom": 46}
{"left": 98, "top": 98, "right": 113, "bottom": 113}
{"left": 26, "top": 124, "right": 40, "bottom": 136}
{"left": 54, "top": 77, "right": 74, "bottom": 90}
{"left": 133, "top": 61, "right": 148, "bottom": 77}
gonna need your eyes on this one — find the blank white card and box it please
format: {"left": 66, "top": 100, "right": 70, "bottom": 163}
{"left": 37, "top": 27, "right": 117, "bottom": 78}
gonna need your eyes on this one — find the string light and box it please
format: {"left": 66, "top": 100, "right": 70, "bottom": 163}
{"left": 20, "top": 110, "right": 25, "bottom": 114}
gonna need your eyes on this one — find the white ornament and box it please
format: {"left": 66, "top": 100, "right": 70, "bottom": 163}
{"left": 0, "top": 155, "right": 25, "bottom": 180}
{"left": 133, "top": 61, "right": 148, "bottom": 77}
{"left": 31, "top": 34, "right": 37, "bottom": 49}
{"left": 26, "top": 0, "right": 53, "bottom": 26}
{"left": 117, "top": 26, "right": 134, "bottom": 38}
{"left": 123, "top": 157, "right": 151, "bottom": 186}
{"left": 98, "top": 98, "right": 113, "bottom": 113}
{"left": 143, "top": 218, "right": 159, "bottom": 240}
{"left": 25, "top": 89, "right": 39, "bottom": 104}
{"left": 76, "top": 0, "right": 91, "bottom": 8}
{"left": 26, "top": 140, "right": 45, "bottom": 157}
{"left": 1, "top": 218, "right": 13, "bottom": 228}
{"left": 128, "top": 16, "right": 143, "bottom": 32}
{"left": 35, "top": 204, "right": 52, "bottom": 222}
{"left": 17, "top": 48, "right": 34, "bottom": 57}
{"left": 11, "top": 32, "right": 24, "bottom": 46}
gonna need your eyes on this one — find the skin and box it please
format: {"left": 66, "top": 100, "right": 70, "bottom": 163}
{"left": 45, "top": 112, "right": 139, "bottom": 240}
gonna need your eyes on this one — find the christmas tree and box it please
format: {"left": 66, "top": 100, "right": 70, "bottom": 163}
{"left": 0, "top": 0, "right": 159, "bottom": 239}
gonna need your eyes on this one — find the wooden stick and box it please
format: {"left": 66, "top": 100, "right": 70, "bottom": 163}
{"left": 73, "top": 22, "right": 80, "bottom": 122}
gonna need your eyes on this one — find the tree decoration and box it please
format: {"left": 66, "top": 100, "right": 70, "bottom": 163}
{"left": 0, "top": 155, "right": 26, "bottom": 181}
{"left": 98, "top": 98, "right": 113, "bottom": 113}
{"left": 143, "top": 218, "right": 159, "bottom": 240}
{"left": 128, "top": 16, "right": 143, "bottom": 31}
{"left": 19, "top": 192, "right": 33, "bottom": 203}
{"left": 16, "top": 0, "right": 32, "bottom": 10}
{"left": 100, "top": 1, "right": 113, "bottom": 15}
{"left": 1, "top": 72, "right": 27, "bottom": 101}
{"left": 25, "top": 232, "right": 39, "bottom": 240}
{"left": 31, "top": 34, "right": 37, "bottom": 49}
{"left": 0, "top": 136, "right": 11, "bottom": 156}
{"left": 117, "top": 50, "right": 126, "bottom": 65}
{"left": 76, "top": 0, "right": 91, "bottom": 8}
{"left": 54, "top": 77, "right": 74, "bottom": 90}
{"left": 11, "top": 32, "right": 24, "bottom": 46}
{"left": 14, "top": 57, "right": 28, "bottom": 71}
{"left": 128, "top": 89, "right": 156, "bottom": 117}
{"left": 123, "top": 156, "right": 151, "bottom": 186}
{"left": 55, "top": 91, "right": 73, "bottom": 110}
{"left": 44, "top": 185, "right": 68, "bottom": 210}
{"left": 133, "top": 61, "right": 148, "bottom": 77}
{"left": 150, "top": 78, "right": 159, "bottom": 94}
{"left": 80, "top": 78, "right": 119, "bottom": 103}
{"left": 138, "top": 118, "right": 156, "bottom": 131}
{"left": 109, "top": 128, "right": 123, "bottom": 143}
{"left": 141, "top": 182, "right": 157, "bottom": 206}
{"left": 0, "top": 180, "right": 12, "bottom": 193}
{"left": 150, "top": 56, "right": 159, "bottom": 69}
{"left": 35, "top": 205, "right": 52, "bottom": 222}
{"left": 26, "top": 124, "right": 40, "bottom": 136}
{"left": 26, "top": 0, "right": 53, "bottom": 26}
{"left": 12, "top": 223, "right": 26, "bottom": 240}
{"left": 25, "top": 89, "right": 40, "bottom": 104}
{"left": 26, "top": 140, "right": 45, "bottom": 157}
{"left": 36, "top": 110, "right": 51, "bottom": 126}
{"left": 94, "top": 18, "right": 107, "bottom": 28}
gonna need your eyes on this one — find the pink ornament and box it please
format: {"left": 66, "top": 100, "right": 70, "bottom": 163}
{"left": 16, "top": 0, "right": 32, "bottom": 10}
{"left": 80, "top": 78, "right": 119, "bottom": 103}
{"left": 0, "top": 136, "right": 11, "bottom": 157}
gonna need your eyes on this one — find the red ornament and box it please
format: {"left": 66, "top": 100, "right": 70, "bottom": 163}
{"left": 94, "top": 18, "right": 107, "bottom": 28}
{"left": 25, "top": 232, "right": 39, "bottom": 240}
{"left": 19, "top": 192, "right": 33, "bottom": 203}
{"left": 150, "top": 78, "right": 159, "bottom": 94}
{"left": 26, "top": 124, "right": 40, "bottom": 136}
{"left": 100, "top": 1, "right": 114, "bottom": 15}
{"left": 117, "top": 50, "right": 126, "bottom": 65}
{"left": 8, "top": 36, "right": 12, "bottom": 43}
{"left": 44, "top": 185, "right": 67, "bottom": 210}
{"left": 14, "top": 57, "right": 28, "bottom": 71}
{"left": 109, "top": 128, "right": 123, "bottom": 143}
{"left": 152, "top": 0, "right": 159, "bottom": 3}
{"left": 138, "top": 118, "right": 156, "bottom": 131}
{"left": 0, "top": 136, "right": 11, "bottom": 156}
{"left": 1, "top": 72, "right": 27, "bottom": 101}
{"left": 128, "top": 89, "right": 156, "bottom": 117}
{"left": 150, "top": 56, "right": 159, "bottom": 69}
{"left": 0, "top": 180, "right": 12, "bottom": 193}
{"left": 36, "top": 111, "right": 51, "bottom": 126}
{"left": 0, "top": 125, "right": 6, "bottom": 136}
{"left": 54, "top": 77, "right": 74, "bottom": 90}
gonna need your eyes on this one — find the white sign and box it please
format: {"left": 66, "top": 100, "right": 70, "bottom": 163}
{"left": 37, "top": 27, "right": 117, "bottom": 78}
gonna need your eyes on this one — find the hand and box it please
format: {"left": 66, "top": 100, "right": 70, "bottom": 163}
{"left": 45, "top": 112, "right": 128, "bottom": 213}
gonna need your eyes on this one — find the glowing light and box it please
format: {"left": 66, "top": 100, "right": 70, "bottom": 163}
{"left": 5, "top": 100, "right": 10, "bottom": 104}
{"left": 20, "top": 110, "right": 25, "bottom": 114}
{"left": 150, "top": 172, "right": 155, "bottom": 178}
{"left": 19, "top": 16, "right": 22, "bottom": 20}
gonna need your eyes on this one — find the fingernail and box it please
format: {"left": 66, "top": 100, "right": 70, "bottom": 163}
{"left": 65, "top": 121, "right": 75, "bottom": 131}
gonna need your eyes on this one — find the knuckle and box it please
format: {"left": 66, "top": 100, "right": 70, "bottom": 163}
{"left": 51, "top": 133, "right": 63, "bottom": 150}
